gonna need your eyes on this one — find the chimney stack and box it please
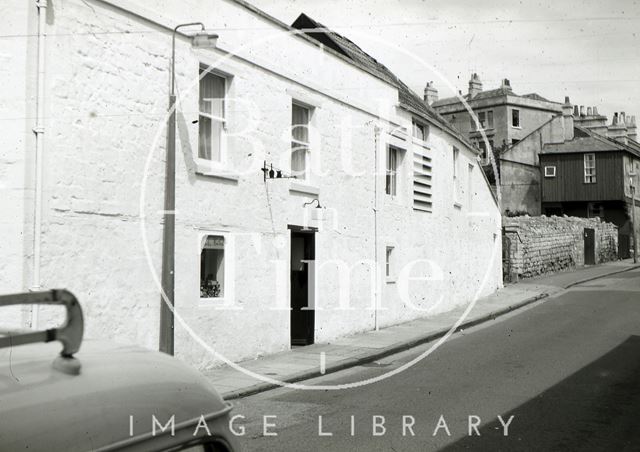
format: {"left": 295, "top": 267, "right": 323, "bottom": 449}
{"left": 501, "top": 78, "right": 512, "bottom": 90}
{"left": 562, "top": 96, "right": 574, "bottom": 141}
{"left": 468, "top": 73, "right": 482, "bottom": 98}
{"left": 423, "top": 81, "right": 439, "bottom": 105}
{"left": 628, "top": 115, "right": 637, "bottom": 141}
{"left": 607, "top": 112, "right": 628, "bottom": 142}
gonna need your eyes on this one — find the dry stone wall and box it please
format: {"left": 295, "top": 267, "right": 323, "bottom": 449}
{"left": 503, "top": 215, "right": 618, "bottom": 280}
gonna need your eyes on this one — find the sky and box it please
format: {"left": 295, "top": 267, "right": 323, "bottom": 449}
{"left": 251, "top": 0, "right": 640, "bottom": 120}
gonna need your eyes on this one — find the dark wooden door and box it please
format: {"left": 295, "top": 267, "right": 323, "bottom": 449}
{"left": 290, "top": 231, "right": 315, "bottom": 346}
{"left": 619, "top": 233, "right": 630, "bottom": 259}
{"left": 584, "top": 228, "right": 595, "bottom": 265}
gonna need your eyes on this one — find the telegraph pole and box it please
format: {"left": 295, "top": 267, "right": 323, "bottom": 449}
{"left": 159, "top": 24, "right": 217, "bottom": 355}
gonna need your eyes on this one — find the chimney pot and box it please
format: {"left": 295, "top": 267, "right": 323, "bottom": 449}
{"left": 423, "top": 81, "right": 439, "bottom": 105}
{"left": 468, "top": 73, "right": 483, "bottom": 98}
{"left": 564, "top": 96, "right": 571, "bottom": 104}
{"left": 593, "top": 106, "right": 599, "bottom": 115}
{"left": 587, "top": 107, "right": 592, "bottom": 116}
{"left": 580, "top": 106, "right": 585, "bottom": 117}
{"left": 573, "top": 105, "right": 579, "bottom": 117}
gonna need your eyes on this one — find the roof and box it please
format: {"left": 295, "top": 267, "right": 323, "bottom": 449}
{"left": 433, "top": 86, "right": 560, "bottom": 108}
{"left": 522, "top": 93, "right": 553, "bottom": 102}
{"left": 0, "top": 340, "right": 232, "bottom": 451}
{"left": 290, "top": 13, "right": 478, "bottom": 152}
{"left": 541, "top": 126, "right": 640, "bottom": 158}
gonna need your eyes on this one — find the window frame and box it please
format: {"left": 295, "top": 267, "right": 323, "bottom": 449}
{"left": 291, "top": 101, "right": 313, "bottom": 181}
{"left": 412, "top": 118, "right": 429, "bottom": 143}
{"left": 544, "top": 165, "right": 556, "bottom": 178}
{"left": 198, "top": 231, "right": 234, "bottom": 303}
{"left": 470, "top": 110, "right": 494, "bottom": 131}
{"left": 198, "top": 67, "right": 228, "bottom": 166}
{"left": 511, "top": 108, "right": 521, "bottom": 128}
{"left": 385, "top": 245, "right": 395, "bottom": 282}
{"left": 453, "top": 146, "right": 461, "bottom": 205}
{"left": 584, "top": 153, "right": 596, "bottom": 184}
{"left": 467, "top": 163, "right": 474, "bottom": 209}
{"left": 386, "top": 145, "right": 400, "bottom": 197}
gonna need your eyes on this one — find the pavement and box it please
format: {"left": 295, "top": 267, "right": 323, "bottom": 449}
{"left": 205, "top": 259, "right": 640, "bottom": 400}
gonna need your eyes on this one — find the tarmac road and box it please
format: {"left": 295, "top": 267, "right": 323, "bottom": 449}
{"left": 233, "top": 268, "right": 640, "bottom": 451}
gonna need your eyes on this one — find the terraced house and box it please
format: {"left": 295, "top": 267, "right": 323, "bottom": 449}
{"left": 2, "top": 0, "right": 501, "bottom": 369}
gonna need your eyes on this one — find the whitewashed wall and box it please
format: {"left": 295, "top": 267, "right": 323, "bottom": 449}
{"left": 3, "top": 0, "right": 502, "bottom": 369}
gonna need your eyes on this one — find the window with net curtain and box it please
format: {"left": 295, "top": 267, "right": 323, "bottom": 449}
{"left": 200, "top": 235, "right": 225, "bottom": 298}
{"left": 198, "top": 68, "right": 226, "bottom": 162}
{"left": 291, "top": 103, "right": 311, "bottom": 179}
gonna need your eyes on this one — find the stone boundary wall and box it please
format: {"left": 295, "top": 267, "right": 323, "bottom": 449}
{"left": 503, "top": 215, "right": 618, "bottom": 280}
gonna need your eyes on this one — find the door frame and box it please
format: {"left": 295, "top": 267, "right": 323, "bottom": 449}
{"left": 288, "top": 225, "right": 317, "bottom": 346}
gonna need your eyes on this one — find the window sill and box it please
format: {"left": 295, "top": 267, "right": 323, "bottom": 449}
{"left": 290, "top": 181, "right": 320, "bottom": 196}
{"left": 198, "top": 297, "right": 225, "bottom": 304}
{"left": 511, "top": 126, "right": 522, "bottom": 129}
{"left": 453, "top": 202, "right": 462, "bottom": 209}
{"left": 195, "top": 164, "right": 240, "bottom": 182}
{"left": 198, "top": 297, "right": 238, "bottom": 308}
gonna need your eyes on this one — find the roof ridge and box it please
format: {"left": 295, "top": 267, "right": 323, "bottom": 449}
{"left": 576, "top": 125, "right": 625, "bottom": 150}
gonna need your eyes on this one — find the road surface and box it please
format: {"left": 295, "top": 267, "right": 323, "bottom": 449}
{"left": 233, "top": 268, "right": 640, "bottom": 451}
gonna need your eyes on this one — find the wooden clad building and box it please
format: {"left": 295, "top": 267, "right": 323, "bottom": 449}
{"left": 540, "top": 127, "right": 640, "bottom": 258}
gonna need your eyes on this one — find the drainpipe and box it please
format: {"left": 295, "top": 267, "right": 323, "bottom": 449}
{"left": 30, "top": 0, "right": 48, "bottom": 329}
{"left": 373, "top": 125, "right": 381, "bottom": 331}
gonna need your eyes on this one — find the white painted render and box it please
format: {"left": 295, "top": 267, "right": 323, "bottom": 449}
{"left": 1, "top": 0, "right": 502, "bottom": 369}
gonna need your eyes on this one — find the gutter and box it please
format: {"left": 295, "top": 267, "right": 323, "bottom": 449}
{"left": 30, "top": 0, "right": 48, "bottom": 329}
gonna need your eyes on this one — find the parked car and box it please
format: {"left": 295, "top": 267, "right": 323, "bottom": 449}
{"left": 0, "top": 289, "right": 240, "bottom": 451}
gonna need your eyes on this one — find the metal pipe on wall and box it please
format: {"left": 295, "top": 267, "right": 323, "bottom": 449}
{"left": 373, "top": 125, "right": 381, "bottom": 331}
{"left": 30, "top": 0, "right": 48, "bottom": 329}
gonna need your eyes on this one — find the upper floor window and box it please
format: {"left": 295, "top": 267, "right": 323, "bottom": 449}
{"left": 198, "top": 69, "right": 226, "bottom": 162}
{"left": 512, "top": 109, "right": 521, "bottom": 128}
{"left": 453, "top": 146, "right": 461, "bottom": 204}
{"left": 386, "top": 146, "right": 399, "bottom": 196}
{"left": 544, "top": 166, "right": 556, "bottom": 177}
{"left": 584, "top": 153, "right": 596, "bottom": 183}
{"left": 477, "top": 140, "right": 494, "bottom": 161}
{"left": 470, "top": 110, "right": 493, "bottom": 131}
{"left": 291, "top": 103, "right": 311, "bottom": 180}
{"left": 412, "top": 119, "right": 429, "bottom": 141}
{"left": 467, "top": 163, "right": 474, "bottom": 209}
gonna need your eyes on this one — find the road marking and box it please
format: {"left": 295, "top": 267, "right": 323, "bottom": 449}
{"left": 320, "top": 352, "right": 326, "bottom": 374}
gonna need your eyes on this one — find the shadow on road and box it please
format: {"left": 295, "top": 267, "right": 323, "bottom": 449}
{"left": 441, "top": 335, "right": 640, "bottom": 451}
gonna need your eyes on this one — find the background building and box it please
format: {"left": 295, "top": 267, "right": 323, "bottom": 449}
{"left": 540, "top": 126, "right": 640, "bottom": 258}
{"left": 430, "top": 74, "right": 563, "bottom": 163}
